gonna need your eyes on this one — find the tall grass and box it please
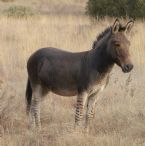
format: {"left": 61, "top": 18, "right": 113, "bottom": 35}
{"left": 0, "top": 0, "right": 87, "bottom": 15}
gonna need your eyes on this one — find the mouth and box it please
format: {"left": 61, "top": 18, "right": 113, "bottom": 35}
{"left": 122, "top": 64, "right": 133, "bottom": 73}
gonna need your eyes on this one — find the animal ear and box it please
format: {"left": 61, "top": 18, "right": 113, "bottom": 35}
{"left": 112, "top": 18, "right": 120, "bottom": 34}
{"left": 125, "top": 19, "right": 134, "bottom": 33}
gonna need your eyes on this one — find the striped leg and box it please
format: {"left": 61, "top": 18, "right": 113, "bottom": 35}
{"left": 30, "top": 85, "right": 42, "bottom": 130}
{"left": 85, "top": 92, "right": 98, "bottom": 131}
{"left": 75, "top": 92, "right": 88, "bottom": 129}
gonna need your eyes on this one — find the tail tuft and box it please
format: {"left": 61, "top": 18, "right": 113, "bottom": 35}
{"left": 26, "top": 79, "right": 32, "bottom": 114}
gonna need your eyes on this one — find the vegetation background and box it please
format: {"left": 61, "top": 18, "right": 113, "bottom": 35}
{"left": 0, "top": 0, "right": 145, "bottom": 146}
{"left": 87, "top": 0, "right": 145, "bottom": 19}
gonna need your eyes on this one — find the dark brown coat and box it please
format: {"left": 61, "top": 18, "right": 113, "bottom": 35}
{"left": 26, "top": 19, "right": 134, "bottom": 130}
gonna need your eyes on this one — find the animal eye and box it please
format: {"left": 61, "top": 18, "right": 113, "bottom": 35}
{"left": 115, "top": 43, "right": 120, "bottom": 47}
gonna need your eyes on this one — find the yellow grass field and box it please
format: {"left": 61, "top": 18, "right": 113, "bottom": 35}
{"left": 0, "top": 0, "right": 145, "bottom": 146}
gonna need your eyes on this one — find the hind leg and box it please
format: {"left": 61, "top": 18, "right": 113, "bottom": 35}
{"left": 30, "top": 85, "right": 42, "bottom": 130}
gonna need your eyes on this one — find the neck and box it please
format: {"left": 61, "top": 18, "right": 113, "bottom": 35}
{"left": 88, "top": 34, "right": 114, "bottom": 74}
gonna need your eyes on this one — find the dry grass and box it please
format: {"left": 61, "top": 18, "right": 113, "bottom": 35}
{"left": 0, "top": 0, "right": 87, "bottom": 15}
{"left": 0, "top": 0, "right": 145, "bottom": 146}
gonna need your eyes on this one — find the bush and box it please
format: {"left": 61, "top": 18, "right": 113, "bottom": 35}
{"left": 4, "top": 6, "right": 34, "bottom": 18}
{"left": 86, "top": 0, "right": 145, "bottom": 19}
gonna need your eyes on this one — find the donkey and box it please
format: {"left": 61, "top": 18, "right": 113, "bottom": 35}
{"left": 26, "top": 19, "right": 134, "bottom": 130}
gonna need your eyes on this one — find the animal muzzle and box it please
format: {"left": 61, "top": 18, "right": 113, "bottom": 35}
{"left": 122, "top": 64, "right": 133, "bottom": 73}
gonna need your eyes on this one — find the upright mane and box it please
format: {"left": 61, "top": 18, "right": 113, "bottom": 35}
{"left": 97, "top": 26, "right": 112, "bottom": 42}
{"left": 92, "top": 26, "right": 111, "bottom": 49}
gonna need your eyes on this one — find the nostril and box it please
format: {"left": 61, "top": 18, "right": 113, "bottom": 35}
{"left": 126, "top": 64, "right": 130, "bottom": 69}
{"left": 122, "top": 64, "right": 133, "bottom": 73}
{"left": 125, "top": 64, "right": 133, "bottom": 71}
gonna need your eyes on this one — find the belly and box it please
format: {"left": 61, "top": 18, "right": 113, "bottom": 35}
{"left": 51, "top": 88, "right": 78, "bottom": 96}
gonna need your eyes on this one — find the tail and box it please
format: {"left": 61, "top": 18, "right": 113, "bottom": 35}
{"left": 26, "top": 78, "right": 32, "bottom": 115}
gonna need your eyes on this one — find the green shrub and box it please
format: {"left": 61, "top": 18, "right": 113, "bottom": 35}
{"left": 86, "top": 0, "right": 145, "bottom": 19}
{"left": 4, "top": 6, "right": 34, "bottom": 18}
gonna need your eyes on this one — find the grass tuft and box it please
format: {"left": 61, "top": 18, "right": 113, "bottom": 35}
{"left": 3, "top": 6, "right": 34, "bottom": 18}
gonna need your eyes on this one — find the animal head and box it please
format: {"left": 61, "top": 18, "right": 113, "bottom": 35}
{"left": 107, "top": 19, "right": 134, "bottom": 73}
